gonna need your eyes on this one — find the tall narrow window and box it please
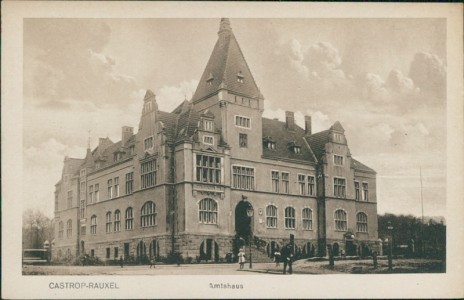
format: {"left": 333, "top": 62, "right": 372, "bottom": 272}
{"left": 107, "top": 179, "right": 113, "bottom": 199}
{"left": 285, "top": 207, "right": 296, "bottom": 229}
{"left": 334, "top": 155, "right": 344, "bottom": 165}
{"left": 66, "top": 219, "right": 72, "bottom": 237}
{"left": 334, "top": 209, "right": 347, "bottom": 231}
{"left": 298, "top": 174, "right": 305, "bottom": 195}
{"left": 239, "top": 133, "right": 248, "bottom": 148}
{"left": 106, "top": 211, "right": 112, "bottom": 233}
{"left": 362, "top": 183, "right": 369, "bottom": 201}
{"left": 282, "top": 172, "right": 289, "bottom": 194}
{"left": 334, "top": 178, "right": 346, "bottom": 198}
{"left": 125, "top": 207, "right": 133, "bottom": 230}
{"left": 232, "top": 166, "right": 255, "bottom": 190}
{"left": 195, "top": 155, "right": 221, "bottom": 184}
{"left": 94, "top": 184, "right": 99, "bottom": 202}
{"left": 90, "top": 215, "right": 97, "bottom": 235}
{"left": 356, "top": 212, "right": 368, "bottom": 233}
{"left": 114, "top": 210, "right": 121, "bottom": 232}
{"left": 141, "top": 159, "right": 157, "bottom": 189}
{"left": 88, "top": 185, "right": 94, "bottom": 203}
{"left": 114, "top": 177, "right": 119, "bottom": 197}
{"left": 271, "top": 171, "right": 280, "bottom": 193}
{"left": 141, "top": 201, "right": 156, "bottom": 227}
{"left": 355, "top": 181, "right": 360, "bottom": 200}
{"left": 198, "top": 198, "right": 218, "bottom": 224}
{"left": 302, "top": 208, "right": 313, "bottom": 230}
{"left": 235, "top": 116, "right": 251, "bottom": 128}
{"left": 79, "top": 200, "right": 85, "bottom": 219}
{"left": 58, "top": 221, "right": 64, "bottom": 238}
{"left": 125, "top": 172, "right": 134, "bottom": 194}
{"left": 266, "top": 205, "right": 277, "bottom": 228}
{"left": 308, "top": 176, "right": 315, "bottom": 196}
{"left": 144, "top": 137, "right": 153, "bottom": 150}
{"left": 67, "top": 191, "right": 73, "bottom": 208}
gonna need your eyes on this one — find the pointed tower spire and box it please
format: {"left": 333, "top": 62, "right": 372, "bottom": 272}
{"left": 218, "top": 18, "right": 232, "bottom": 35}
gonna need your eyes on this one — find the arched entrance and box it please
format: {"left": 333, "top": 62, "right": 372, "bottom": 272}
{"left": 235, "top": 200, "right": 253, "bottom": 240}
{"left": 149, "top": 239, "right": 159, "bottom": 259}
{"left": 199, "top": 239, "right": 219, "bottom": 262}
{"left": 136, "top": 241, "right": 147, "bottom": 263}
{"left": 333, "top": 243, "right": 340, "bottom": 256}
{"left": 266, "top": 241, "right": 280, "bottom": 258}
{"left": 80, "top": 241, "right": 85, "bottom": 255}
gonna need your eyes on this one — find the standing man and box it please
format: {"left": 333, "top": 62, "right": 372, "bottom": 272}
{"left": 120, "top": 256, "right": 124, "bottom": 268}
{"left": 281, "top": 243, "right": 294, "bottom": 274}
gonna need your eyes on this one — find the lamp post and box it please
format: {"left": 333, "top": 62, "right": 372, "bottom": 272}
{"left": 387, "top": 221, "right": 394, "bottom": 271}
{"left": 246, "top": 206, "right": 254, "bottom": 269}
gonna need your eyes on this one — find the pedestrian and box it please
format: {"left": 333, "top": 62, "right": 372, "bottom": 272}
{"left": 274, "top": 249, "right": 281, "bottom": 267}
{"left": 149, "top": 256, "right": 156, "bottom": 268}
{"left": 120, "top": 256, "right": 124, "bottom": 268}
{"left": 281, "top": 243, "right": 294, "bottom": 274}
{"left": 238, "top": 248, "right": 246, "bottom": 269}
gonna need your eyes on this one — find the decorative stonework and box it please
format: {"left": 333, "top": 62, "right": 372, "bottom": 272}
{"left": 192, "top": 184, "right": 225, "bottom": 199}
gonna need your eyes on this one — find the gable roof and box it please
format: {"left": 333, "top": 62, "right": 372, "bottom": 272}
{"left": 305, "top": 130, "right": 330, "bottom": 161}
{"left": 192, "top": 18, "right": 260, "bottom": 103}
{"left": 351, "top": 158, "right": 376, "bottom": 174}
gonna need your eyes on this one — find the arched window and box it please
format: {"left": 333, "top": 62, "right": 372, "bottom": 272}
{"left": 90, "top": 215, "right": 97, "bottom": 234}
{"left": 114, "top": 210, "right": 121, "bottom": 232}
{"left": 302, "top": 208, "right": 313, "bottom": 230}
{"left": 356, "top": 212, "right": 368, "bottom": 233}
{"left": 266, "top": 205, "right": 277, "bottom": 228}
{"left": 66, "top": 219, "right": 72, "bottom": 237}
{"left": 285, "top": 207, "right": 296, "bottom": 229}
{"left": 106, "top": 212, "right": 112, "bottom": 233}
{"left": 198, "top": 198, "right": 218, "bottom": 224}
{"left": 334, "top": 209, "right": 347, "bottom": 231}
{"left": 141, "top": 201, "right": 156, "bottom": 227}
{"left": 58, "top": 221, "right": 64, "bottom": 238}
{"left": 125, "top": 207, "right": 133, "bottom": 230}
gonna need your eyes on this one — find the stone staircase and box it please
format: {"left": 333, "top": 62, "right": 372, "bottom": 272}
{"left": 243, "top": 245, "right": 274, "bottom": 263}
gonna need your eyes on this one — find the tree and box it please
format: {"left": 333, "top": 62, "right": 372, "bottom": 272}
{"left": 22, "top": 209, "right": 54, "bottom": 249}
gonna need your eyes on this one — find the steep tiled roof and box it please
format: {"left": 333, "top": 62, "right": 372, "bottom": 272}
{"left": 351, "top": 158, "right": 376, "bottom": 174}
{"left": 305, "top": 130, "right": 330, "bottom": 161}
{"left": 192, "top": 18, "right": 260, "bottom": 102}
{"left": 262, "top": 118, "right": 316, "bottom": 163}
{"left": 158, "top": 111, "right": 178, "bottom": 142}
{"left": 174, "top": 105, "right": 200, "bottom": 142}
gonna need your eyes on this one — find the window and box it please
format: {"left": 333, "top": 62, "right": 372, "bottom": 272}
{"left": 357, "top": 212, "right": 368, "bottom": 233}
{"left": 308, "top": 176, "right": 315, "bottom": 196}
{"left": 204, "top": 120, "right": 213, "bottom": 131}
{"left": 125, "top": 207, "right": 133, "bottom": 230}
{"left": 298, "top": 175, "right": 305, "bottom": 195}
{"left": 195, "top": 155, "right": 221, "bottom": 184}
{"left": 95, "top": 161, "right": 101, "bottom": 169}
{"left": 285, "top": 207, "right": 296, "bottom": 229}
{"left": 237, "top": 71, "right": 244, "bottom": 83}
{"left": 239, "top": 133, "right": 248, "bottom": 148}
{"left": 125, "top": 172, "right": 134, "bottom": 194}
{"left": 362, "top": 183, "right": 369, "bottom": 201}
{"left": 144, "top": 137, "right": 153, "bottom": 150}
{"left": 266, "top": 205, "right": 277, "bottom": 228}
{"left": 79, "top": 200, "right": 85, "bottom": 219}
{"left": 58, "top": 221, "right": 64, "bottom": 238}
{"left": 334, "top": 209, "right": 347, "bottom": 231}
{"left": 80, "top": 169, "right": 86, "bottom": 176}
{"left": 292, "top": 146, "right": 301, "bottom": 154}
{"left": 54, "top": 194, "right": 58, "bottom": 211}
{"left": 203, "top": 135, "right": 214, "bottom": 145}
{"left": 141, "top": 159, "right": 157, "bottom": 189}
{"left": 302, "top": 208, "right": 313, "bottom": 230}
{"left": 88, "top": 185, "right": 94, "bottom": 203}
{"left": 235, "top": 116, "right": 250, "bottom": 128}
{"left": 114, "top": 177, "right": 119, "bottom": 197}
{"left": 355, "top": 181, "right": 360, "bottom": 200}
{"left": 114, "top": 210, "right": 121, "bottom": 232}
{"left": 66, "top": 220, "right": 72, "bottom": 237}
{"left": 106, "top": 212, "right": 112, "bottom": 233}
{"left": 334, "top": 155, "right": 344, "bottom": 165}
{"left": 107, "top": 179, "right": 113, "bottom": 199}
{"left": 114, "top": 152, "right": 122, "bottom": 162}
{"left": 114, "top": 247, "right": 119, "bottom": 258}
{"left": 282, "top": 172, "right": 289, "bottom": 194}
{"left": 81, "top": 225, "right": 86, "bottom": 236}
{"left": 263, "top": 139, "right": 276, "bottom": 149}
{"left": 334, "top": 178, "right": 346, "bottom": 198}
{"left": 94, "top": 184, "right": 99, "bottom": 202}
{"left": 90, "top": 215, "right": 97, "bottom": 234}
{"left": 67, "top": 191, "right": 73, "bottom": 208}
{"left": 141, "top": 201, "right": 156, "bottom": 227}
{"left": 144, "top": 101, "right": 152, "bottom": 112}
{"left": 129, "top": 145, "right": 135, "bottom": 156}
{"left": 106, "top": 248, "right": 111, "bottom": 259}
{"left": 232, "top": 166, "right": 255, "bottom": 190}
{"left": 198, "top": 198, "right": 218, "bottom": 224}
{"left": 271, "top": 171, "right": 280, "bottom": 193}
{"left": 80, "top": 182, "right": 85, "bottom": 196}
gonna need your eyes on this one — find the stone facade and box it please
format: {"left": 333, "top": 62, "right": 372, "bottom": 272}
{"left": 52, "top": 18, "right": 378, "bottom": 263}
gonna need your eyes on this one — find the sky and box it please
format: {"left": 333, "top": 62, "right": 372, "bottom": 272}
{"left": 23, "top": 18, "right": 447, "bottom": 219}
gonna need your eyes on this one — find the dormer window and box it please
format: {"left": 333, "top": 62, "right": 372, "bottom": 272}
{"left": 204, "top": 120, "right": 213, "bottom": 131}
{"left": 114, "top": 152, "right": 123, "bottom": 162}
{"left": 95, "top": 162, "right": 101, "bottom": 169}
{"left": 237, "top": 71, "right": 244, "bottom": 83}
{"left": 288, "top": 142, "right": 301, "bottom": 154}
{"left": 263, "top": 137, "right": 276, "bottom": 150}
{"left": 207, "top": 73, "right": 214, "bottom": 86}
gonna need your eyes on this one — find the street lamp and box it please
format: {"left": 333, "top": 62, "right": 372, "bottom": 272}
{"left": 387, "top": 221, "right": 394, "bottom": 271}
{"left": 246, "top": 206, "right": 254, "bottom": 269}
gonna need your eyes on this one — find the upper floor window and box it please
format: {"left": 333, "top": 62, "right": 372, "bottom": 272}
{"left": 95, "top": 161, "right": 101, "bottom": 169}
{"left": 307, "top": 176, "right": 315, "bottom": 196}
{"left": 266, "top": 205, "right": 277, "bottom": 228}
{"left": 334, "top": 177, "right": 346, "bottom": 198}
{"left": 204, "top": 120, "right": 213, "bottom": 131}
{"left": 114, "top": 210, "right": 121, "bottom": 232}
{"left": 195, "top": 155, "right": 221, "bottom": 184}
{"left": 125, "top": 172, "right": 134, "bottom": 195}
{"left": 235, "top": 115, "right": 250, "bottom": 128}
{"left": 355, "top": 181, "right": 360, "bottom": 200}
{"left": 107, "top": 179, "right": 113, "bottom": 199}
{"left": 129, "top": 145, "right": 135, "bottom": 156}
{"left": 125, "top": 207, "right": 133, "bottom": 230}
{"left": 271, "top": 171, "right": 280, "bottom": 193}
{"left": 292, "top": 146, "right": 301, "bottom": 154}
{"left": 334, "top": 155, "right": 344, "bottom": 165}
{"left": 356, "top": 212, "right": 368, "bottom": 233}
{"left": 198, "top": 198, "right": 218, "bottom": 224}
{"left": 81, "top": 225, "right": 86, "bottom": 236}
{"left": 285, "top": 207, "right": 296, "bottom": 229}
{"left": 79, "top": 200, "right": 85, "bottom": 219}
{"left": 302, "top": 208, "right": 313, "bottom": 230}
{"left": 80, "top": 182, "right": 86, "bottom": 197}
{"left": 66, "top": 219, "right": 72, "bottom": 237}
{"left": 80, "top": 169, "right": 86, "bottom": 176}
{"left": 141, "top": 201, "right": 156, "bottom": 227}
{"left": 106, "top": 212, "right": 112, "bottom": 233}
{"left": 282, "top": 172, "right": 289, "bottom": 194}
{"left": 88, "top": 185, "right": 94, "bottom": 203}
{"left": 58, "top": 221, "right": 64, "bottom": 238}
{"left": 263, "top": 137, "right": 276, "bottom": 150}
{"left": 90, "top": 215, "right": 97, "bottom": 235}
{"left": 67, "top": 191, "right": 73, "bottom": 209}
{"left": 334, "top": 209, "right": 347, "bottom": 231}
{"left": 144, "top": 101, "right": 152, "bottom": 112}
{"left": 141, "top": 159, "right": 157, "bottom": 189}
{"left": 144, "top": 137, "right": 154, "bottom": 150}
{"left": 114, "top": 177, "right": 119, "bottom": 197}
{"left": 232, "top": 166, "right": 255, "bottom": 190}
{"left": 239, "top": 133, "right": 248, "bottom": 148}
{"left": 298, "top": 174, "right": 305, "bottom": 195}
{"left": 203, "top": 135, "right": 214, "bottom": 145}
{"left": 362, "top": 183, "right": 369, "bottom": 201}
{"left": 94, "top": 184, "right": 100, "bottom": 202}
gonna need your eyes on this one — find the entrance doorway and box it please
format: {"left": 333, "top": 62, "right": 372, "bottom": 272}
{"left": 80, "top": 241, "right": 85, "bottom": 255}
{"left": 136, "top": 241, "right": 147, "bottom": 263}
{"left": 235, "top": 200, "right": 253, "bottom": 241}
{"left": 199, "top": 239, "right": 219, "bottom": 262}
{"left": 149, "top": 240, "right": 159, "bottom": 259}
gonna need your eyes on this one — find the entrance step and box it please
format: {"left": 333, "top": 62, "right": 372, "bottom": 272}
{"left": 243, "top": 245, "right": 274, "bottom": 263}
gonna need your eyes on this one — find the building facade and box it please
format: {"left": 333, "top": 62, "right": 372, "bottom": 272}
{"left": 52, "top": 18, "right": 378, "bottom": 263}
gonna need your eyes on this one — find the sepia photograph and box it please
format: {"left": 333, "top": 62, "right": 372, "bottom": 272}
{"left": 2, "top": 2, "right": 463, "bottom": 299}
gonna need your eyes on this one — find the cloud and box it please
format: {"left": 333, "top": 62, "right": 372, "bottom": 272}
{"left": 303, "top": 42, "right": 346, "bottom": 81}
{"left": 156, "top": 80, "right": 198, "bottom": 112}
{"left": 409, "top": 52, "right": 446, "bottom": 98}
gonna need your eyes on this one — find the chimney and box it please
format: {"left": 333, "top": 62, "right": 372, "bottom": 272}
{"left": 285, "top": 111, "right": 295, "bottom": 131}
{"left": 122, "top": 126, "right": 134, "bottom": 145}
{"left": 305, "top": 115, "right": 312, "bottom": 135}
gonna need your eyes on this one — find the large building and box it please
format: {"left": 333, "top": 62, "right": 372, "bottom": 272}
{"left": 53, "top": 18, "right": 378, "bottom": 263}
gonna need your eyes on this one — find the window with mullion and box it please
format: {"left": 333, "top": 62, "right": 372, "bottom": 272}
{"left": 285, "top": 207, "right": 296, "bottom": 229}
{"left": 271, "top": 171, "right": 280, "bottom": 193}
{"left": 125, "top": 207, "right": 133, "bottom": 230}
{"left": 302, "top": 208, "right": 313, "bottom": 230}
{"left": 106, "top": 212, "right": 112, "bottom": 233}
{"left": 266, "top": 205, "right": 277, "bottom": 228}
{"left": 114, "top": 210, "right": 121, "bottom": 232}
{"left": 141, "top": 201, "right": 156, "bottom": 227}
{"left": 356, "top": 212, "right": 368, "bottom": 233}
{"left": 141, "top": 159, "right": 157, "bottom": 189}
{"left": 196, "top": 155, "right": 221, "bottom": 184}
{"left": 198, "top": 198, "right": 218, "bottom": 224}
{"left": 334, "top": 209, "right": 347, "bottom": 231}
{"left": 298, "top": 174, "right": 305, "bottom": 195}
{"left": 282, "top": 172, "right": 289, "bottom": 194}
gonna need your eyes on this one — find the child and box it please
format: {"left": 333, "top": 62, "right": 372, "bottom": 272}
{"left": 238, "top": 248, "right": 246, "bottom": 269}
